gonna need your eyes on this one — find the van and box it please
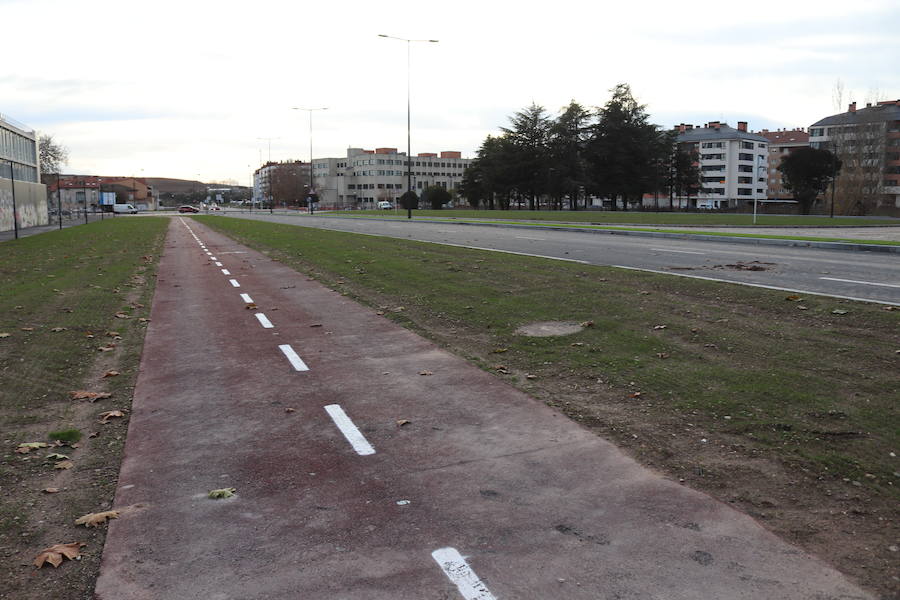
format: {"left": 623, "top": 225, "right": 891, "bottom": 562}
{"left": 113, "top": 204, "right": 138, "bottom": 214}
{"left": 377, "top": 201, "right": 393, "bottom": 210}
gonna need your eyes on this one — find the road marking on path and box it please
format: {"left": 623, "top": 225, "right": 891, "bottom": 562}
{"left": 431, "top": 548, "right": 496, "bottom": 600}
{"left": 214, "top": 261, "right": 223, "bottom": 266}
{"left": 210, "top": 256, "right": 217, "bottom": 260}
{"left": 650, "top": 247, "right": 706, "bottom": 255}
{"left": 240, "top": 293, "right": 254, "bottom": 303}
{"left": 820, "top": 277, "right": 900, "bottom": 289}
{"left": 324, "top": 404, "right": 375, "bottom": 455}
{"left": 612, "top": 265, "right": 900, "bottom": 306}
{"left": 515, "top": 236, "right": 547, "bottom": 241}
{"left": 254, "top": 313, "right": 274, "bottom": 328}
{"left": 229, "top": 279, "right": 241, "bottom": 287}
{"left": 278, "top": 344, "right": 309, "bottom": 371}
{"left": 219, "top": 251, "right": 247, "bottom": 254}
{"left": 221, "top": 269, "right": 230, "bottom": 275}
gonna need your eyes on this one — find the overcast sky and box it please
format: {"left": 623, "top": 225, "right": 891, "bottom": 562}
{"left": 3, "top": 0, "right": 898, "bottom": 183}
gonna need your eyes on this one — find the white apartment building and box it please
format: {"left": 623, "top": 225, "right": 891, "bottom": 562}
{"left": 676, "top": 121, "right": 768, "bottom": 209}
{"left": 311, "top": 147, "right": 472, "bottom": 208}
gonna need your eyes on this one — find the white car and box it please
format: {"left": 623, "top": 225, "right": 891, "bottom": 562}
{"left": 377, "top": 201, "right": 393, "bottom": 210}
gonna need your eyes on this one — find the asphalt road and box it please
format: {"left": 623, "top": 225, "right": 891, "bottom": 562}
{"left": 221, "top": 212, "right": 900, "bottom": 305}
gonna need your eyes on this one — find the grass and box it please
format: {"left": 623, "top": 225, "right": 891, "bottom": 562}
{"left": 343, "top": 208, "right": 900, "bottom": 227}
{"left": 0, "top": 217, "right": 168, "bottom": 600}
{"left": 198, "top": 215, "right": 899, "bottom": 500}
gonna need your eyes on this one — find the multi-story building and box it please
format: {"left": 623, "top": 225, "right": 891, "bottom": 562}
{"left": 253, "top": 160, "right": 308, "bottom": 207}
{"left": 675, "top": 121, "right": 768, "bottom": 209}
{"left": 1, "top": 113, "right": 48, "bottom": 231}
{"left": 756, "top": 128, "right": 810, "bottom": 202}
{"left": 809, "top": 100, "right": 900, "bottom": 212}
{"left": 311, "top": 147, "right": 472, "bottom": 208}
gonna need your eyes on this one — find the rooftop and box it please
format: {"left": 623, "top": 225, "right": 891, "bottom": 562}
{"left": 811, "top": 100, "right": 900, "bottom": 128}
{"left": 676, "top": 122, "right": 769, "bottom": 143}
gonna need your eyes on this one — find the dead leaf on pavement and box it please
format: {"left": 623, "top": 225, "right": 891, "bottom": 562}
{"left": 526, "top": 374, "right": 537, "bottom": 380}
{"left": 70, "top": 391, "right": 112, "bottom": 401}
{"left": 491, "top": 347, "right": 508, "bottom": 353}
{"left": 75, "top": 510, "right": 119, "bottom": 528}
{"left": 208, "top": 487, "right": 235, "bottom": 499}
{"left": 629, "top": 392, "right": 642, "bottom": 398}
{"left": 884, "top": 306, "right": 897, "bottom": 311}
{"left": 16, "top": 442, "right": 49, "bottom": 454}
{"left": 102, "top": 371, "right": 120, "bottom": 378}
{"left": 786, "top": 295, "right": 803, "bottom": 301}
{"left": 98, "top": 410, "right": 125, "bottom": 424}
{"left": 51, "top": 327, "right": 67, "bottom": 332}
{"left": 106, "top": 331, "right": 120, "bottom": 337}
{"left": 54, "top": 460, "right": 74, "bottom": 470}
{"left": 284, "top": 407, "right": 296, "bottom": 413}
{"left": 33, "top": 542, "right": 86, "bottom": 568}
{"left": 98, "top": 345, "right": 116, "bottom": 352}
{"left": 580, "top": 320, "right": 595, "bottom": 328}
{"left": 396, "top": 419, "right": 411, "bottom": 426}
{"left": 45, "top": 453, "right": 70, "bottom": 461}
{"left": 418, "top": 370, "right": 433, "bottom": 376}
{"left": 43, "top": 487, "right": 60, "bottom": 494}
{"left": 114, "top": 312, "right": 129, "bottom": 319}
{"left": 656, "top": 353, "right": 671, "bottom": 359}
{"left": 245, "top": 303, "right": 257, "bottom": 310}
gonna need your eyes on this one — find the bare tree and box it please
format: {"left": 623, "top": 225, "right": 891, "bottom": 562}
{"left": 38, "top": 135, "right": 69, "bottom": 181}
{"left": 830, "top": 108, "right": 886, "bottom": 215}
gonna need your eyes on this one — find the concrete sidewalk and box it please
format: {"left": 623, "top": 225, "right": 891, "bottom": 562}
{"left": 95, "top": 218, "right": 872, "bottom": 599}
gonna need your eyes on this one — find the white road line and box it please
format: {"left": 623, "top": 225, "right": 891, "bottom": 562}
{"left": 278, "top": 344, "right": 309, "bottom": 371}
{"left": 210, "top": 256, "right": 217, "bottom": 260}
{"left": 219, "top": 251, "right": 247, "bottom": 254}
{"left": 214, "top": 261, "right": 223, "bottom": 266}
{"left": 611, "top": 265, "right": 900, "bottom": 306}
{"left": 820, "top": 277, "right": 900, "bottom": 289}
{"left": 324, "top": 404, "right": 375, "bottom": 456}
{"left": 229, "top": 279, "right": 240, "bottom": 287}
{"left": 650, "top": 247, "right": 706, "bottom": 255}
{"left": 255, "top": 313, "right": 274, "bottom": 328}
{"left": 431, "top": 548, "right": 496, "bottom": 600}
{"left": 240, "top": 293, "right": 254, "bottom": 303}
{"left": 221, "top": 269, "right": 230, "bottom": 275}
{"left": 515, "top": 236, "right": 547, "bottom": 241}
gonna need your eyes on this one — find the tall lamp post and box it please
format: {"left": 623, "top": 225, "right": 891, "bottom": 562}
{"left": 2, "top": 159, "right": 19, "bottom": 239}
{"left": 378, "top": 34, "right": 438, "bottom": 219}
{"left": 291, "top": 107, "right": 328, "bottom": 215}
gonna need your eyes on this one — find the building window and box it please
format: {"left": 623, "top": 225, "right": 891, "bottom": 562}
{"left": 738, "top": 176, "right": 752, "bottom": 184}
{"left": 738, "top": 153, "right": 753, "bottom": 161}
{"left": 741, "top": 141, "right": 754, "bottom": 149}
{"left": 737, "top": 188, "right": 753, "bottom": 196}
{"left": 738, "top": 165, "right": 753, "bottom": 173}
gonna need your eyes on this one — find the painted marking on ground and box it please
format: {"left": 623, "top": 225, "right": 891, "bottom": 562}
{"left": 219, "top": 251, "right": 248, "bottom": 254}
{"left": 820, "top": 277, "right": 900, "bottom": 289}
{"left": 514, "top": 236, "right": 547, "bottom": 241}
{"left": 611, "top": 265, "right": 900, "bottom": 306}
{"left": 214, "top": 261, "right": 223, "bottom": 267}
{"left": 210, "top": 257, "right": 217, "bottom": 260}
{"left": 278, "top": 344, "right": 309, "bottom": 371}
{"left": 324, "top": 404, "right": 375, "bottom": 456}
{"left": 240, "top": 293, "right": 254, "bottom": 303}
{"left": 431, "top": 547, "right": 496, "bottom": 600}
{"left": 221, "top": 269, "right": 231, "bottom": 275}
{"left": 229, "top": 279, "right": 240, "bottom": 287}
{"left": 650, "top": 247, "right": 706, "bottom": 255}
{"left": 255, "top": 313, "right": 274, "bottom": 328}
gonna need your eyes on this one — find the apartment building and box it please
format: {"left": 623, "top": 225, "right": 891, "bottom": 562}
{"left": 675, "top": 121, "right": 768, "bottom": 209}
{"left": 809, "top": 100, "right": 900, "bottom": 211}
{"left": 756, "top": 128, "right": 810, "bottom": 201}
{"left": 311, "top": 147, "right": 472, "bottom": 208}
{"left": 253, "top": 160, "right": 308, "bottom": 206}
{"left": 1, "top": 113, "right": 48, "bottom": 232}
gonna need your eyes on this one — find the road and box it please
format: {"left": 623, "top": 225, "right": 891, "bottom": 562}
{"left": 221, "top": 212, "right": 900, "bottom": 305}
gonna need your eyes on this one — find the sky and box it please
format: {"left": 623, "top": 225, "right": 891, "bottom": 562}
{"left": 2, "top": 0, "right": 898, "bottom": 183}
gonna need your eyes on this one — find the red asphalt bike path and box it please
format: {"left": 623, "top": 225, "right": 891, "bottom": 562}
{"left": 95, "top": 217, "right": 871, "bottom": 599}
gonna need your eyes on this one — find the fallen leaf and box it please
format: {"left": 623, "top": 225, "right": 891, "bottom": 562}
{"left": 98, "top": 410, "right": 125, "bottom": 424}
{"left": 375, "top": 311, "right": 385, "bottom": 316}
{"left": 74, "top": 510, "right": 119, "bottom": 528}
{"left": 105, "top": 331, "right": 120, "bottom": 337}
{"left": 0, "top": 332, "right": 10, "bottom": 338}
{"left": 580, "top": 320, "right": 595, "bottom": 328}
{"left": 70, "top": 391, "right": 112, "bottom": 401}
{"left": 208, "top": 487, "right": 236, "bottom": 499}
{"left": 570, "top": 342, "right": 584, "bottom": 347}
{"left": 45, "top": 453, "right": 70, "bottom": 461}
{"left": 494, "top": 365, "right": 510, "bottom": 374}
{"left": 525, "top": 374, "right": 537, "bottom": 380}
{"left": 785, "top": 295, "right": 802, "bottom": 301}
{"left": 653, "top": 325, "right": 667, "bottom": 330}
{"left": 97, "top": 345, "right": 115, "bottom": 352}
{"left": 21, "top": 327, "right": 35, "bottom": 332}
{"left": 418, "top": 370, "right": 433, "bottom": 376}
{"left": 88, "top": 432, "right": 99, "bottom": 438}
{"left": 629, "top": 392, "right": 642, "bottom": 398}
{"left": 396, "top": 419, "right": 411, "bottom": 426}
{"left": 245, "top": 302, "right": 257, "bottom": 310}
{"left": 138, "top": 318, "right": 150, "bottom": 323}
{"left": 43, "top": 487, "right": 60, "bottom": 494}
{"left": 102, "top": 371, "right": 120, "bottom": 378}
{"left": 33, "top": 542, "right": 86, "bottom": 568}
{"left": 832, "top": 309, "right": 849, "bottom": 315}
{"left": 54, "top": 460, "right": 74, "bottom": 470}
{"left": 51, "top": 327, "right": 67, "bottom": 332}
{"left": 797, "top": 305, "right": 808, "bottom": 310}
{"left": 309, "top": 323, "right": 323, "bottom": 328}
{"left": 284, "top": 407, "right": 296, "bottom": 413}
{"left": 639, "top": 291, "right": 651, "bottom": 295}
{"left": 656, "top": 352, "right": 670, "bottom": 359}
{"left": 114, "top": 312, "right": 129, "bottom": 319}
{"left": 392, "top": 306, "right": 405, "bottom": 312}
{"left": 884, "top": 306, "right": 897, "bottom": 312}
{"left": 16, "top": 442, "right": 49, "bottom": 454}
{"left": 491, "top": 347, "right": 508, "bottom": 353}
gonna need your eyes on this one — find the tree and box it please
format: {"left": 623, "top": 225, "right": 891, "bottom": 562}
{"left": 501, "top": 103, "right": 551, "bottom": 209}
{"left": 269, "top": 162, "right": 308, "bottom": 208}
{"left": 39, "top": 135, "right": 69, "bottom": 181}
{"left": 548, "top": 101, "right": 592, "bottom": 210}
{"left": 399, "top": 190, "right": 419, "bottom": 210}
{"left": 778, "top": 147, "right": 841, "bottom": 214}
{"left": 422, "top": 185, "right": 452, "bottom": 209}
{"left": 669, "top": 143, "right": 701, "bottom": 209}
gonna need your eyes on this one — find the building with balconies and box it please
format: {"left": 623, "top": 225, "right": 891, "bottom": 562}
{"left": 675, "top": 121, "right": 768, "bottom": 209}
{"left": 809, "top": 100, "right": 900, "bottom": 212}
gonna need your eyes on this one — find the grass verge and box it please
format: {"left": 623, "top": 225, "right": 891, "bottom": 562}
{"left": 0, "top": 217, "right": 168, "bottom": 599}
{"left": 345, "top": 209, "right": 900, "bottom": 227}
{"left": 198, "top": 214, "right": 899, "bottom": 597}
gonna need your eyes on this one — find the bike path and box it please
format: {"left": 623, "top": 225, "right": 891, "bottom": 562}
{"left": 95, "top": 217, "right": 871, "bottom": 599}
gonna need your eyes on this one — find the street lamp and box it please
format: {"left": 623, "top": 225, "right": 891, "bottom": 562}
{"left": 378, "top": 34, "right": 438, "bottom": 219}
{"left": 1, "top": 159, "right": 19, "bottom": 239}
{"left": 291, "top": 107, "right": 328, "bottom": 215}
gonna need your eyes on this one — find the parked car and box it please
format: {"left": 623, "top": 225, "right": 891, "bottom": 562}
{"left": 377, "top": 201, "right": 394, "bottom": 210}
{"left": 178, "top": 205, "right": 200, "bottom": 213}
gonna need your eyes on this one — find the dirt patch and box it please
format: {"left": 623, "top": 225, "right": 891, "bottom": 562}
{"left": 515, "top": 321, "right": 585, "bottom": 337}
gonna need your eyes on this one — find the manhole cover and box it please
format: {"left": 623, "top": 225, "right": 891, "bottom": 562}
{"left": 515, "top": 321, "right": 584, "bottom": 337}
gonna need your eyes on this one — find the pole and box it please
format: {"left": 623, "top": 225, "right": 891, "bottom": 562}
{"left": 830, "top": 144, "right": 837, "bottom": 218}
{"left": 7, "top": 160, "right": 19, "bottom": 239}
{"left": 83, "top": 178, "right": 88, "bottom": 224}
{"left": 56, "top": 171, "right": 62, "bottom": 229}
{"left": 406, "top": 39, "right": 412, "bottom": 220}
{"left": 309, "top": 111, "right": 314, "bottom": 215}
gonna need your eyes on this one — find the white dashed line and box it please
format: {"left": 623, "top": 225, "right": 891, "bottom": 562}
{"left": 240, "top": 293, "right": 254, "bottom": 303}
{"left": 820, "top": 277, "right": 900, "bottom": 289}
{"left": 278, "top": 344, "right": 309, "bottom": 371}
{"left": 431, "top": 548, "right": 496, "bottom": 600}
{"left": 229, "top": 279, "right": 240, "bottom": 287}
{"left": 324, "top": 404, "right": 375, "bottom": 456}
{"left": 215, "top": 261, "right": 223, "bottom": 267}
{"left": 650, "top": 247, "right": 706, "bottom": 255}
{"left": 221, "top": 269, "right": 230, "bottom": 275}
{"left": 255, "top": 313, "right": 274, "bottom": 328}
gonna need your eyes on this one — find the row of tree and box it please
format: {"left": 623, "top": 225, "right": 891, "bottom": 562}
{"left": 458, "top": 84, "right": 701, "bottom": 211}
